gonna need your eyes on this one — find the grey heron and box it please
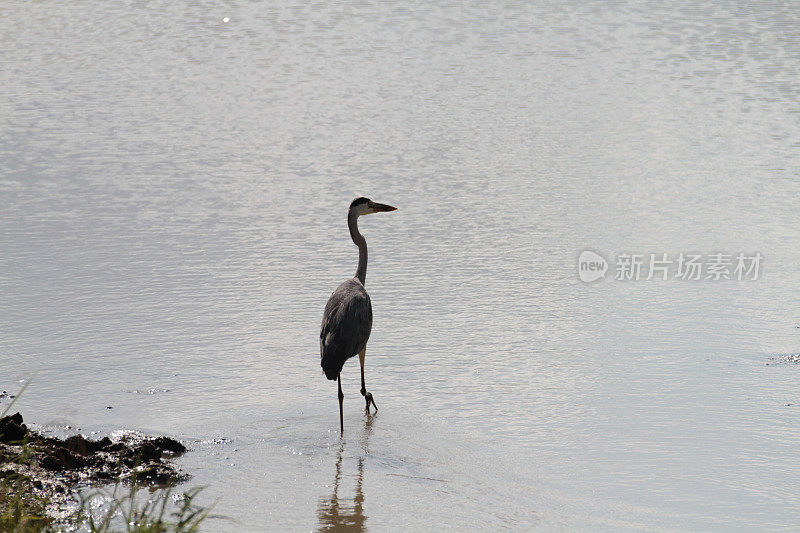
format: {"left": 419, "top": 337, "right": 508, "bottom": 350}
{"left": 320, "top": 197, "right": 396, "bottom": 434}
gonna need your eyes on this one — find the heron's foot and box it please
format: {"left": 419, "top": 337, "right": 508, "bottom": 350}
{"left": 364, "top": 392, "right": 377, "bottom": 412}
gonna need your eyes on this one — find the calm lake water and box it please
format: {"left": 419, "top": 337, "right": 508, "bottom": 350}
{"left": 2, "top": 0, "right": 800, "bottom": 530}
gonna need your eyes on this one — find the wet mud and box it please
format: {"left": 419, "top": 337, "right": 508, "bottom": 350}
{"left": 0, "top": 412, "right": 187, "bottom": 519}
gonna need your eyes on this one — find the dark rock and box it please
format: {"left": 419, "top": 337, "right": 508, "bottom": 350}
{"left": 40, "top": 455, "right": 62, "bottom": 471}
{"left": 136, "top": 442, "right": 161, "bottom": 463}
{"left": 64, "top": 435, "right": 91, "bottom": 456}
{"left": 0, "top": 412, "right": 28, "bottom": 443}
{"left": 151, "top": 436, "right": 186, "bottom": 455}
{"left": 65, "top": 434, "right": 116, "bottom": 455}
{"left": 122, "top": 442, "right": 161, "bottom": 466}
{"left": 40, "top": 447, "right": 84, "bottom": 471}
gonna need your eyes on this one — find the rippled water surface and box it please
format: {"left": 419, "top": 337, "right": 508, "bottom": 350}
{"left": 2, "top": 1, "right": 800, "bottom": 530}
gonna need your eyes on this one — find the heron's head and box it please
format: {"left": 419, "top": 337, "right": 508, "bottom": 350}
{"left": 349, "top": 197, "right": 397, "bottom": 217}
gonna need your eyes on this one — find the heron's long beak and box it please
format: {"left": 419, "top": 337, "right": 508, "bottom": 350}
{"left": 370, "top": 202, "right": 397, "bottom": 212}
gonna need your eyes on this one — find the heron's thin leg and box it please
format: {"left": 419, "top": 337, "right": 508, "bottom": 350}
{"left": 338, "top": 374, "right": 344, "bottom": 435}
{"left": 358, "top": 348, "right": 378, "bottom": 412}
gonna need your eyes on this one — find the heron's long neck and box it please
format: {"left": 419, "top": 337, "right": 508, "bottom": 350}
{"left": 347, "top": 213, "right": 367, "bottom": 285}
{"left": 348, "top": 212, "right": 368, "bottom": 284}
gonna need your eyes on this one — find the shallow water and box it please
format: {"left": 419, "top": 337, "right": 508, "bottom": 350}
{"left": 2, "top": 0, "right": 800, "bottom": 530}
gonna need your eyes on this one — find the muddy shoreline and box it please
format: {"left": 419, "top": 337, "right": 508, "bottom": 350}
{"left": 0, "top": 412, "right": 188, "bottom": 525}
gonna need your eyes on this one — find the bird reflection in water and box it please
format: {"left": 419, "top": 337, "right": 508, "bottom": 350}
{"left": 317, "top": 413, "right": 374, "bottom": 532}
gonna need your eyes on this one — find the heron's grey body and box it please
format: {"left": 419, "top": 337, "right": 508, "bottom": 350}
{"left": 320, "top": 278, "right": 372, "bottom": 380}
{"left": 320, "top": 197, "right": 395, "bottom": 433}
